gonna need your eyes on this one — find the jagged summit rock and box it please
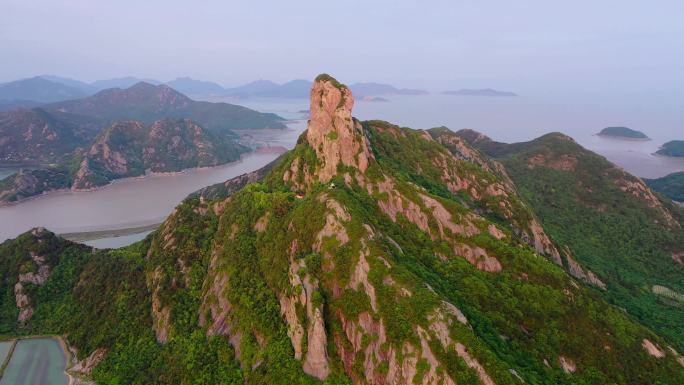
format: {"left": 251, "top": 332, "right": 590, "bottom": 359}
{"left": 305, "top": 74, "right": 371, "bottom": 182}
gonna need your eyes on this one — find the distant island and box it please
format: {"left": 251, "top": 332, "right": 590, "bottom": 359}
{"left": 656, "top": 140, "right": 684, "bottom": 157}
{"left": 360, "top": 96, "right": 389, "bottom": 102}
{"left": 596, "top": 126, "right": 649, "bottom": 140}
{"left": 443, "top": 88, "right": 517, "bottom": 97}
{"left": 349, "top": 83, "right": 428, "bottom": 97}
{"left": 0, "top": 75, "right": 431, "bottom": 102}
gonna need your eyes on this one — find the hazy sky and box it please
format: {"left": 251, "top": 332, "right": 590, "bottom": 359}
{"left": 1, "top": 0, "right": 683, "bottom": 93}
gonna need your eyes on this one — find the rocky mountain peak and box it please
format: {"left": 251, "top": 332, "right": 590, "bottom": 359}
{"left": 306, "top": 74, "right": 371, "bottom": 182}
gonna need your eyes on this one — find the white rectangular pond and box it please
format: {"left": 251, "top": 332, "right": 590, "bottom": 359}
{"left": 0, "top": 341, "right": 12, "bottom": 366}
{"left": 0, "top": 338, "right": 68, "bottom": 385}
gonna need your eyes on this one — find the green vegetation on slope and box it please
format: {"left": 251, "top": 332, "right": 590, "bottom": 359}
{"left": 482, "top": 133, "right": 684, "bottom": 351}
{"left": 646, "top": 171, "right": 684, "bottom": 202}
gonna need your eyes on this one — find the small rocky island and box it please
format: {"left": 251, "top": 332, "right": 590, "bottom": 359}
{"left": 656, "top": 140, "right": 684, "bottom": 157}
{"left": 596, "top": 126, "right": 649, "bottom": 140}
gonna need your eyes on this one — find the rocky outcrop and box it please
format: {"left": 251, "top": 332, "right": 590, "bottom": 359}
{"left": 72, "top": 118, "right": 245, "bottom": 190}
{"left": 14, "top": 251, "right": 51, "bottom": 322}
{"left": 0, "top": 168, "right": 72, "bottom": 205}
{"left": 69, "top": 347, "right": 108, "bottom": 375}
{"left": 306, "top": 74, "right": 372, "bottom": 182}
{"left": 527, "top": 153, "right": 578, "bottom": 172}
{"left": 642, "top": 339, "right": 665, "bottom": 358}
{"left": 559, "top": 356, "right": 576, "bottom": 373}
{"left": 148, "top": 267, "right": 172, "bottom": 343}
{"left": 563, "top": 251, "right": 606, "bottom": 289}
{"left": 200, "top": 248, "right": 235, "bottom": 337}
{"left": 428, "top": 127, "right": 565, "bottom": 264}
{"left": 673, "top": 253, "right": 684, "bottom": 266}
{"left": 280, "top": 256, "right": 331, "bottom": 380}
{"left": 0, "top": 107, "right": 99, "bottom": 164}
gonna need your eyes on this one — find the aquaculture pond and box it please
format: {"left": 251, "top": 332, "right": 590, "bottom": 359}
{"left": 0, "top": 338, "right": 68, "bottom": 385}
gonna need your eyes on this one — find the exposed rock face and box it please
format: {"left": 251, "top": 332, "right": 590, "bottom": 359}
{"left": 72, "top": 118, "right": 245, "bottom": 190}
{"left": 69, "top": 347, "right": 108, "bottom": 375}
{"left": 14, "top": 251, "right": 51, "bottom": 322}
{"left": 0, "top": 107, "right": 99, "bottom": 163}
{"left": 642, "top": 339, "right": 665, "bottom": 358}
{"left": 672, "top": 253, "right": 684, "bottom": 266}
{"left": 306, "top": 74, "right": 372, "bottom": 182}
{"left": 527, "top": 153, "right": 578, "bottom": 172}
{"left": 563, "top": 251, "right": 606, "bottom": 289}
{"left": 148, "top": 267, "right": 172, "bottom": 343}
{"left": 0, "top": 168, "right": 72, "bottom": 205}
{"left": 72, "top": 120, "right": 147, "bottom": 189}
{"left": 429, "top": 127, "right": 565, "bottom": 265}
{"left": 559, "top": 356, "right": 577, "bottom": 373}
{"left": 614, "top": 173, "right": 679, "bottom": 227}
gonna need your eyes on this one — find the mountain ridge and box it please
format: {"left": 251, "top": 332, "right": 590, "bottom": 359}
{"left": 44, "top": 82, "right": 286, "bottom": 132}
{"left": 0, "top": 77, "right": 87, "bottom": 104}
{"left": 0, "top": 74, "right": 683, "bottom": 385}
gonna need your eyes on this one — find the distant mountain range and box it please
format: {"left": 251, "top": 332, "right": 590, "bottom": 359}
{"left": 349, "top": 82, "right": 428, "bottom": 97}
{"left": 221, "top": 79, "right": 430, "bottom": 99}
{"left": 0, "top": 75, "right": 433, "bottom": 102}
{"left": 0, "top": 77, "right": 87, "bottom": 103}
{"left": 0, "top": 99, "right": 43, "bottom": 112}
{"left": 44, "top": 82, "right": 286, "bottom": 132}
{"left": 0, "top": 82, "right": 285, "bottom": 169}
{"left": 443, "top": 88, "right": 517, "bottom": 97}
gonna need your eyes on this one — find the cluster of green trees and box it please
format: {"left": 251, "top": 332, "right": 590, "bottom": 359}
{"left": 496, "top": 134, "right": 684, "bottom": 351}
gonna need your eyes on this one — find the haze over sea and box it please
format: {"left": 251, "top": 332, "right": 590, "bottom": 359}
{"left": 235, "top": 91, "right": 684, "bottom": 178}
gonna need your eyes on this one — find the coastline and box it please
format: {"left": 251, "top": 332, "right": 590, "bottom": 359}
{"left": 60, "top": 222, "right": 160, "bottom": 243}
{"left": 652, "top": 152, "right": 684, "bottom": 159}
{"left": 1, "top": 146, "right": 289, "bottom": 208}
{"left": 594, "top": 133, "right": 651, "bottom": 141}
{"left": 0, "top": 151, "right": 257, "bottom": 208}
